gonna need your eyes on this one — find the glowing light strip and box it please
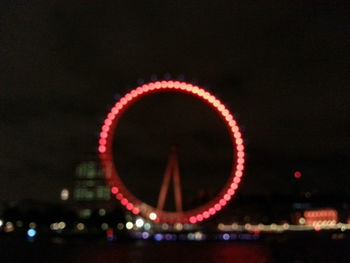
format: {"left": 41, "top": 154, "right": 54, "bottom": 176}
{"left": 217, "top": 223, "right": 350, "bottom": 232}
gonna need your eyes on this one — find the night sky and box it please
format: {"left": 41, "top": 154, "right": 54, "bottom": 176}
{"left": 0, "top": 1, "right": 349, "bottom": 203}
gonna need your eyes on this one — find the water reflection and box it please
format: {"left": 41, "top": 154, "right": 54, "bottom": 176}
{"left": 76, "top": 242, "right": 270, "bottom": 263}
{"left": 2, "top": 237, "right": 350, "bottom": 263}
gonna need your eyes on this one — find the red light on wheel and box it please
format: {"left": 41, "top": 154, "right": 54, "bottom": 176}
{"left": 111, "top": 187, "right": 119, "bottom": 194}
{"left": 98, "top": 145, "right": 106, "bottom": 153}
{"left": 104, "top": 119, "right": 112, "bottom": 126}
{"left": 116, "top": 193, "right": 123, "bottom": 200}
{"left": 214, "top": 204, "right": 222, "bottom": 211}
{"left": 189, "top": 217, "right": 197, "bottom": 224}
{"left": 203, "top": 211, "right": 210, "bottom": 218}
{"left": 228, "top": 189, "right": 235, "bottom": 196}
{"left": 121, "top": 198, "right": 128, "bottom": 206}
{"left": 237, "top": 158, "right": 244, "bottom": 164}
{"left": 126, "top": 203, "right": 134, "bottom": 210}
{"left": 233, "top": 177, "right": 241, "bottom": 184}
{"left": 107, "top": 113, "right": 115, "bottom": 120}
{"left": 132, "top": 207, "right": 140, "bottom": 215}
{"left": 236, "top": 138, "right": 243, "bottom": 145}
{"left": 196, "top": 214, "right": 203, "bottom": 221}
{"left": 237, "top": 164, "right": 244, "bottom": 171}
{"left": 219, "top": 199, "right": 227, "bottom": 206}
{"left": 231, "top": 183, "right": 238, "bottom": 190}
{"left": 102, "top": 125, "right": 109, "bottom": 132}
{"left": 235, "top": 171, "right": 243, "bottom": 177}
{"left": 99, "top": 138, "right": 107, "bottom": 145}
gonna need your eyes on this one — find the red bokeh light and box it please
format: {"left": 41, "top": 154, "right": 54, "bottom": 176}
{"left": 121, "top": 198, "right": 128, "bottom": 206}
{"left": 203, "top": 211, "right": 210, "bottom": 218}
{"left": 189, "top": 216, "right": 197, "bottom": 224}
{"left": 196, "top": 214, "right": 204, "bottom": 221}
{"left": 214, "top": 204, "right": 222, "bottom": 211}
{"left": 98, "top": 145, "right": 106, "bottom": 153}
{"left": 224, "top": 194, "right": 231, "bottom": 201}
{"left": 111, "top": 186, "right": 119, "bottom": 194}
{"left": 126, "top": 203, "right": 134, "bottom": 210}
{"left": 294, "top": 171, "right": 302, "bottom": 179}
{"left": 132, "top": 207, "right": 140, "bottom": 215}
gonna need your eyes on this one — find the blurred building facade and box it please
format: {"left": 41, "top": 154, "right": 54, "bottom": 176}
{"left": 60, "top": 160, "right": 116, "bottom": 220}
{"left": 73, "top": 161, "right": 111, "bottom": 202}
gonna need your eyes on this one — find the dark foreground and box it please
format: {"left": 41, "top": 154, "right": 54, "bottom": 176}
{"left": 1, "top": 234, "right": 349, "bottom": 263}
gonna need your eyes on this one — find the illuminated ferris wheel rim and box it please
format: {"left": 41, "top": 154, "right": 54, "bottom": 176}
{"left": 98, "top": 80, "right": 245, "bottom": 224}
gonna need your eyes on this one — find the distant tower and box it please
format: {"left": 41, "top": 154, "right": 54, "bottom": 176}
{"left": 157, "top": 147, "right": 183, "bottom": 212}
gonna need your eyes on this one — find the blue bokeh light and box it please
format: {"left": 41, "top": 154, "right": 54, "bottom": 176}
{"left": 27, "top": 229, "right": 37, "bottom": 238}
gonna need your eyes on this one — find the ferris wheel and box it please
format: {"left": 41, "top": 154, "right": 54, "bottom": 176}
{"left": 98, "top": 80, "right": 245, "bottom": 224}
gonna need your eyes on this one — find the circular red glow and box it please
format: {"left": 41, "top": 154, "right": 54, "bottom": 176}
{"left": 228, "top": 189, "right": 235, "bottom": 195}
{"left": 224, "top": 194, "right": 231, "bottom": 201}
{"left": 100, "top": 132, "right": 107, "bottom": 139}
{"left": 99, "top": 138, "right": 107, "bottom": 145}
{"left": 209, "top": 208, "right": 216, "bottom": 215}
{"left": 234, "top": 132, "right": 241, "bottom": 138}
{"left": 189, "top": 217, "right": 197, "bottom": 224}
{"left": 231, "top": 183, "right": 238, "bottom": 190}
{"left": 237, "top": 164, "right": 244, "bottom": 171}
{"left": 236, "top": 138, "right": 243, "bottom": 145}
{"left": 238, "top": 152, "right": 244, "bottom": 158}
{"left": 196, "top": 214, "right": 203, "bottom": 221}
{"left": 121, "top": 198, "right": 128, "bottom": 206}
{"left": 294, "top": 171, "right": 302, "bottom": 179}
{"left": 102, "top": 125, "right": 109, "bottom": 132}
{"left": 237, "top": 158, "right": 244, "bottom": 164}
{"left": 235, "top": 171, "right": 243, "bottom": 177}
{"left": 219, "top": 199, "right": 227, "bottom": 206}
{"left": 126, "top": 203, "right": 134, "bottom": 210}
{"left": 98, "top": 145, "right": 106, "bottom": 153}
{"left": 214, "top": 204, "right": 222, "bottom": 211}
{"left": 99, "top": 80, "right": 245, "bottom": 224}
{"left": 237, "top": 145, "right": 244, "bottom": 151}
{"left": 132, "top": 207, "right": 140, "bottom": 215}
{"left": 111, "top": 187, "right": 119, "bottom": 194}
{"left": 107, "top": 113, "right": 115, "bottom": 120}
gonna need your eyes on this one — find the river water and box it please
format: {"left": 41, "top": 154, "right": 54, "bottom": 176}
{"left": 1, "top": 235, "right": 349, "bottom": 263}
